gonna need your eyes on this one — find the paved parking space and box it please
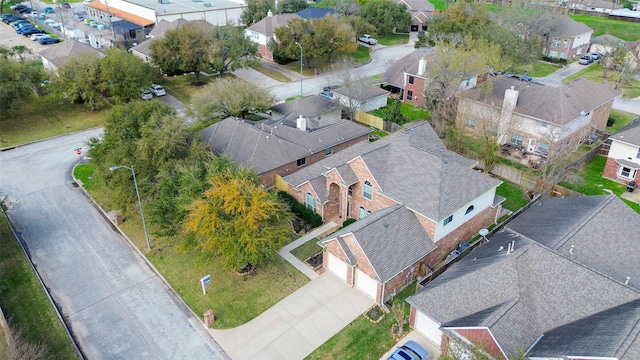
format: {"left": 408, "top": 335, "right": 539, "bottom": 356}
{"left": 0, "top": 16, "right": 53, "bottom": 58}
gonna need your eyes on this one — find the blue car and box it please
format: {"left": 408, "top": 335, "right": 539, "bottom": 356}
{"left": 39, "top": 37, "right": 61, "bottom": 45}
{"left": 44, "top": 6, "right": 54, "bottom": 13}
{"left": 17, "top": 26, "right": 35, "bottom": 34}
{"left": 387, "top": 340, "right": 429, "bottom": 360}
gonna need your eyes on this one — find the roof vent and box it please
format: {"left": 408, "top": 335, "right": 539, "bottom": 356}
{"left": 626, "top": 277, "right": 631, "bottom": 285}
{"left": 383, "top": 223, "right": 388, "bottom": 228}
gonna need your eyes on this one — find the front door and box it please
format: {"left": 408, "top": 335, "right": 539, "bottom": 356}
{"left": 528, "top": 138, "right": 536, "bottom": 152}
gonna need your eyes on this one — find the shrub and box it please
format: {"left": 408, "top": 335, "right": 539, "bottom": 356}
{"left": 278, "top": 191, "right": 323, "bottom": 228}
{"left": 542, "top": 56, "right": 567, "bottom": 65}
{"left": 607, "top": 117, "right": 615, "bottom": 127}
{"left": 342, "top": 218, "right": 356, "bottom": 227}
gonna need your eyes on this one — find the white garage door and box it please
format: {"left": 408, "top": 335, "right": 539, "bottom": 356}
{"left": 355, "top": 269, "right": 378, "bottom": 299}
{"left": 326, "top": 253, "right": 348, "bottom": 282}
{"left": 414, "top": 311, "right": 443, "bottom": 346}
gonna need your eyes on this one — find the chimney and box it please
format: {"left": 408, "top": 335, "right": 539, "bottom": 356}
{"left": 417, "top": 58, "right": 426, "bottom": 76}
{"left": 267, "top": 9, "right": 273, "bottom": 17}
{"left": 296, "top": 115, "right": 307, "bottom": 131}
{"left": 502, "top": 86, "right": 519, "bottom": 113}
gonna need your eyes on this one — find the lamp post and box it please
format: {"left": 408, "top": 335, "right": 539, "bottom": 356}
{"left": 109, "top": 165, "right": 151, "bottom": 251}
{"left": 294, "top": 41, "right": 303, "bottom": 97}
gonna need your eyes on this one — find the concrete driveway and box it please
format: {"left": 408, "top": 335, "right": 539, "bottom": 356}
{"left": 210, "top": 272, "right": 374, "bottom": 360}
{"left": 0, "top": 129, "right": 228, "bottom": 359}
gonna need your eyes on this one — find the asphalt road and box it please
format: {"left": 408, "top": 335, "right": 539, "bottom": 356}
{"left": 0, "top": 130, "right": 228, "bottom": 360}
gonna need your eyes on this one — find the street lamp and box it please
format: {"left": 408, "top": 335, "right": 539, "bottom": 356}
{"left": 109, "top": 165, "right": 151, "bottom": 251}
{"left": 294, "top": 41, "right": 303, "bottom": 97}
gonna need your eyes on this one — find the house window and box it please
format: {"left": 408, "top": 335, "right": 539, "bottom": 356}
{"left": 444, "top": 215, "right": 453, "bottom": 226}
{"left": 304, "top": 193, "right": 315, "bottom": 211}
{"left": 359, "top": 206, "right": 367, "bottom": 219}
{"left": 464, "top": 119, "right": 476, "bottom": 129}
{"left": 562, "top": 39, "right": 568, "bottom": 47}
{"left": 538, "top": 142, "right": 549, "bottom": 154}
{"left": 406, "top": 90, "right": 413, "bottom": 101}
{"left": 465, "top": 205, "right": 474, "bottom": 215}
{"left": 636, "top": 148, "right": 640, "bottom": 159}
{"left": 618, "top": 166, "right": 637, "bottom": 180}
{"left": 511, "top": 134, "right": 524, "bottom": 146}
{"left": 536, "top": 121, "right": 547, "bottom": 128}
{"left": 408, "top": 75, "right": 414, "bottom": 84}
{"left": 251, "top": 32, "right": 258, "bottom": 39}
{"left": 363, "top": 181, "right": 372, "bottom": 200}
{"left": 549, "top": 50, "right": 558, "bottom": 58}
{"left": 297, "top": 157, "right": 306, "bottom": 167}
{"left": 486, "top": 125, "right": 498, "bottom": 137}
{"left": 348, "top": 186, "right": 353, "bottom": 197}
{"left": 325, "top": 147, "right": 333, "bottom": 156}
{"left": 552, "top": 38, "right": 560, "bottom": 46}
{"left": 560, "top": 51, "right": 566, "bottom": 59}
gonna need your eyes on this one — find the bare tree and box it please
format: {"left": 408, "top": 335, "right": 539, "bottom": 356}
{"left": 327, "top": 59, "right": 367, "bottom": 119}
{"left": 391, "top": 302, "right": 406, "bottom": 337}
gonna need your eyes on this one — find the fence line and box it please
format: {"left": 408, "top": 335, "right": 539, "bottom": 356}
{"left": 354, "top": 110, "right": 384, "bottom": 130}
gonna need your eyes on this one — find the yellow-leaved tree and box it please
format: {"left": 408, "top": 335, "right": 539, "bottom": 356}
{"left": 182, "top": 163, "right": 293, "bottom": 271}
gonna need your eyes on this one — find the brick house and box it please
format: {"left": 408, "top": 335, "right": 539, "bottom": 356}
{"left": 407, "top": 195, "right": 640, "bottom": 359}
{"left": 198, "top": 96, "right": 371, "bottom": 188}
{"left": 535, "top": 14, "right": 593, "bottom": 60}
{"left": 282, "top": 121, "right": 503, "bottom": 303}
{"left": 455, "top": 76, "right": 617, "bottom": 159}
{"left": 396, "top": 0, "right": 435, "bottom": 32}
{"left": 383, "top": 48, "right": 433, "bottom": 108}
{"left": 603, "top": 117, "right": 640, "bottom": 186}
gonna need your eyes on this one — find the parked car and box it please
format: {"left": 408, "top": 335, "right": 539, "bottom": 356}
{"left": 12, "top": 20, "right": 31, "bottom": 28}
{"left": 17, "top": 7, "right": 33, "bottom": 14}
{"left": 44, "top": 6, "right": 55, "bottom": 13}
{"left": 10, "top": 4, "right": 27, "bottom": 10}
{"left": 318, "top": 91, "right": 336, "bottom": 100}
{"left": 31, "top": 33, "right": 50, "bottom": 41}
{"left": 323, "top": 85, "right": 341, "bottom": 92}
{"left": 590, "top": 52, "right": 600, "bottom": 60}
{"left": 358, "top": 34, "right": 378, "bottom": 45}
{"left": 61, "top": 2, "right": 71, "bottom": 8}
{"left": 39, "top": 37, "right": 61, "bottom": 45}
{"left": 150, "top": 84, "right": 166, "bottom": 96}
{"left": 140, "top": 89, "right": 153, "bottom": 100}
{"left": 578, "top": 56, "right": 592, "bottom": 65}
{"left": 387, "top": 340, "right": 429, "bottom": 360}
{"left": 16, "top": 26, "right": 35, "bottom": 34}
{"left": 21, "top": 28, "right": 45, "bottom": 36}
{"left": 3, "top": 15, "right": 23, "bottom": 23}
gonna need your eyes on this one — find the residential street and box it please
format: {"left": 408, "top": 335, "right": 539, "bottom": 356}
{"left": 0, "top": 130, "right": 228, "bottom": 360}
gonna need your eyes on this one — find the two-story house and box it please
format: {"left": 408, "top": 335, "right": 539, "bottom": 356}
{"left": 536, "top": 14, "right": 593, "bottom": 60}
{"left": 281, "top": 121, "right": 503, "bottom": 303}
{"left": 603, "top": 117, "right": 640, "bottom": 185}
{"left": 383, "top": 48, "right": 433, "bottom": 108}
{"left": 455, "top": 76, "right": 617, "bottom": 159}
{"left": 396, "top": 0, "right": 435, "bottom": 32}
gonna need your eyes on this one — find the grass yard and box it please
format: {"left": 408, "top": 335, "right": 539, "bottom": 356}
{"left": 563, "top": 63, "right": 640, "bottom": 98}
{"left": 559, "top": 155, "right": 640, "bottom": 214}
{"left": 306, "top": 285, "right": 415, "bottom": 360}
{"left": 496, "top": 181, "right": 529, "bottom": 212}
{"left": 570, "top": 15, "right": 640, "bottom": 42}
{"left": 0, "top": 214, "right": 80, "bottom": 360}
{"left": 430, "top": 0, "right": 448, "bottom": 11}
{"left": 512, "top": 61, "right": 562, "bottom": 77}
{"left": 376, "top": 33, "right": 410, "bottom": 46}
{"left": 74, "top": 164, "right": 309, "bottom": 329}
{"left": 250, "top": 63, "right": 291, "bottom": 82}
{"left": 0, "top": 93, "right": 105, "bottom": 148}
{"left": 607, "top": 109, "right": 638, "bottom": 133}
{"left": 290, "top": 238, "right": 322, "bottom": 262}
{"left": 156, "top": 72, "right": 227, "bottom": 104}
{"left": 370, "top": 98, "right": 430, "bottom": 122}
{"left": 283, "top": 45, "right": 371, "bottom": 76}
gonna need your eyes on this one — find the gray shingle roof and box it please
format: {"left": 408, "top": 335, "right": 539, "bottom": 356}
{"left": 246, "top": 13, "right": 301, "bottom": 37}
{"left": 535, "top": 13, "right": 593, "bottom": 37}
{"left": 398, "top": 0, "right": 434, "bottom": 11}
{"left": 457, "top": 76, "right": 617, "bottom": 126}
{"left": 407, "top": 195, "right": 640, "bottom": 359}
{"left": 270, "top": 95, "right": 342, "bottom": 121}
{"left": 333, "top": 82, "right": 390, "bottom": 101}
{"left": 609, "top": 116, "right": 640, "bottom": 146}
{"left": 284, "top": 121, "right": 500, "bottom": 221}
{"left": 320, "top": 204, "right": 436, "bottom": 283}
{"left": 39, "top": 40, "right": 105, "bottom": 68}
{"left": 383, "top": 48, "right": 433, "bottom": 89}
{"left": 198, "top": 116, "right": 370, "bottom": 174}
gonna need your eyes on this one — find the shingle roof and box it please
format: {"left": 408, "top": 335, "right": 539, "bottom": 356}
{"left": 284, "top": 121, "right": 499, "bottom": 221}
{"left": 457, "top": 75, "right": 617, "bottom": 126}
{"left": 131, "top": 19, "right": 205, "bottom": 57}
{"left": 246, "top": 13, "right": 301, "bottom": 37}
{"left": 296, "top": 7, "right": 339, "bottom": 19}
{"left": 407, "top": 195, "right": 640, "bottom": 359}
{"left": 320, "top": 204, "right": 437, "bottom": 283}
{"left": 270, "top": 95, "right": 342, "bottom": 122}
{"left": 591, "top": 33, "right": 626, "bottom": 46}
{"left": 333, "top": 82, "right": 390, "bottom": 101}
{"left": 39, "top": 40, "right": 105, "bottom": 68}
{"left": 609, "top": 116, "right": 640, "bottom": 146}
{"left": 398, "top": 0, "right": 435, "bottom": 12}
{"left": 384, "top": 48, "right": 433, "bottom": 89}
{"left": 535, "top": 13, "right": 593, "bottom": 37}
{"left": 198, "top": 116, "right": 370, "bottom": 174}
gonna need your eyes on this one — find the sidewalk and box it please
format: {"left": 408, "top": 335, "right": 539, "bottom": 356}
{"left": 279, "top": 221, "right": 338, "bottom": 279}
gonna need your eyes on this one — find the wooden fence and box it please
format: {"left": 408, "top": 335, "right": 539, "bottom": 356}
{"left": 355, "top": 110, "right": 384, "bottom": 130}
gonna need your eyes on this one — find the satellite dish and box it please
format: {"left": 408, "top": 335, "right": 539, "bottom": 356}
{"left": 479, "top": 229, "right": 489, "bottom": 236}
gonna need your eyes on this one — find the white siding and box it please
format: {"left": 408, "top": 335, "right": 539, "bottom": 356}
{"left": 326, "top": 253, "right": 348, "bottom": 282}
{"left": 355, "top": 269, "right": 378, "bottom": 299}
{"left": 608, "top": 141, "right": 640, "bottom": 165}
{"left": 434, "top": 189, "right": 496, "bottom": 242}
{"left": 572, "top": 31, "right": 592, "bottom": 49}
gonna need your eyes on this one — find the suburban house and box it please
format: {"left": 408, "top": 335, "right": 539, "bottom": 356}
{"left": 244, "top": 8, "right": 338, "bottom": 61}
{"left": 282, "top": 121, "right": 503, "bottom": 303}
{"left": 332, "top": 81, "right": 390, "bottom": 113}
{"left": 535, "top": 14, "right": 593, "bottom": 60}
{"left": 383, "top": 48, "right": 433, "bottom": 108}
{"left": 603, "top": 117, "right": 640, "bottom": 185}
{"left": 407, "top": 194, "right": 640, "bottom": 359}
{"left": 396, "top": 0, "right": 435, "bottom": 32}
{"left": 39, "top": 40, "right": 105, "bottom": 73}
{"left": 590, "top": 33, "right": 626, "bottom": 55}
{"left": 565, "top": 0, "right": 622, "bottom": 13}
{"left": 197, "top": 96, "right": 371, "bottom": 188}
{"left": 130, "top": 18, "right": 187, "bottom": 62}
{"left": 455, "top": 75, "right": 617, "bottom": 159}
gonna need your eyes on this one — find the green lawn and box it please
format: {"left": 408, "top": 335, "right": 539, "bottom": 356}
{"left": 376, "top": 33, "right": 410, "bottom": 46}
{"left": 496, "top": 181, "right": 529, "bottom": 212}
{"left": 306, "top": 285, "right": 415, "bottom": 360}
{"left": 73, "top": 164, "right": 309, "bottom": 329}
{"left": 570, "top": 15, "right": 640, "bottom": 41}
{"left": 370, "top": 98, "right": 430, "bottom": 122}
{"left": 290, "top": 238, "right": 322, "bottom": 261}
{"left": 559, "top": 155, "right": 640, "bottom": 214}
{"left": 607, "top": 109, "right": 638, "bottom": 133}
{"left": 430, "top": 0, "right": 448, "bottom": 11}
{"left": 250, "top": 63, "right": 291, "bottom": 82}
{"left": 563, "top": 62, "right": 640, "bottom": 98}
{"left": 0, "top": 215, "right": 80, "bottom": 359}
{"left": 156, "top": 72, "right": 227, "bottom": 104}
{"left": 283, "top": 45, "right": 371, "bottom": 76}
{"left": 512, "top": 61, "right": 562, "bottom": 77}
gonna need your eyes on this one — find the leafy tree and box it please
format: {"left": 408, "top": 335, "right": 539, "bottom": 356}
{"left": 0, "top": 45, "right": 12, "bottom": 59}
{"left": 241, "top": 0, "right": 275, "bottom": 25}
{"left": 182, "top": 159, "right": 293, "bottom": 271}
{"left": 0, "top": 57, "right": 43, "bottom": 119}
{"left": 316, "top": 0, "right": 360, "bottom": 15}
{"left": 273, "top": 18, "right": 315, "bottom": 67}
{"left": 209, "top": 25, "right": 259, "bottom": 74}
{"left": 344, "top": 15, "right": 376, "bottom": 42}
{"left": 312, "top": 15, "right": 357, "bottom": 63}
{"left": 190, "top": 77, "right": 275, "bottom": 122}
{"left": 360, "top": 0, "right": 410, "bottom": 35}
{"left": 276, "top": 0, "right": 308, "bottom": 13}
{"left": 386, "top": 98, "right": 409, "bottom": 125}
{"left": 11, "top": 45, "right": 31, "bottom": 62}
{"left": 99, "top": 47, "right": 154, "bottom": 103}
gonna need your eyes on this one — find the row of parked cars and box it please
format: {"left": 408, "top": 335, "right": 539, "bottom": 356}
{"left": 2, "top": 11, "right": 61, "bottom": 45}
{"left": 141, "top": 84, "right": 167, "bottom": 100}
{"left": 579, "top": 52, "right": 600, "bottom": 65}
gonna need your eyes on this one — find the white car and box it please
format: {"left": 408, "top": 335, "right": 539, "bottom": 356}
{"left": 31, "top": 33, "right": 50, "bottom": 41}
{"left": 140, "top": 89, "right": 153, "bottom": 100}
{"left": 150, "top": 84, "right": 166, "bottom": 96}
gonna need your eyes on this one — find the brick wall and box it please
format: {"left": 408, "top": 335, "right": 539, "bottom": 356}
{"left": 590, "top": 98, "right": 614, "bottom": 130}
{"left": 403, "top": 76, "right": 427, "bottom": 108}
{"left": 603, "top": 156, "right": 619, "bottom": 181}
{"left": 258, "top": 44, "right": 273, "bottom": 61}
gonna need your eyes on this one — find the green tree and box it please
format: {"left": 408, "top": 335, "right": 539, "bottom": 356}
{"left": 99, "top": 47, "right": 154, "bottom": 103}
{"left": 209, "top": 25, "right": 259, "bottom": 74}
{"left": 360, "top": 0, "right": 410, "bottom": 35}
{"left": 386, "top": 98, "right": 409, "bottom": 125}
{"left": 276, "top": 0, "right": 308, "bottom": 13}
{"left": 241, "top": 0, "right": 275, "bottom": 25}
{"left": 311, "top": 15, "right": 356, "bottom": 63}
{"left": 190, "top": 77, "right": 275, "bottom": 122}
{"left": 55, "top": 53, "right": 106, "bottom": 110}
{"left": 344, "top": 15, "right": 375, "bottom": 42}
{"left": 0, "top": 57, "right": 41, "bottom": 119}
{"left": 182, "top": 159, "right": 293, "bottom": 271}
{"left": 11, "top": 45, "right": 31, "bottom": 62}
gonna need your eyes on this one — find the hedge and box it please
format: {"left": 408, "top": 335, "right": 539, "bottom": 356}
{"left": 278, "top": 191, "right": 323, "bottom": 228}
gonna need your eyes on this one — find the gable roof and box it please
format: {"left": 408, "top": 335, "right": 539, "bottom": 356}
{"left": 408, "top": 195, "right": 640, "bottom": 359}
{"left": 457, "top": 76, "right": 617, "bottom": 126}
{"left": 39, "top": 40, "right": 105, "bottom": 68}
{"left": 296, "top": 7, "right": 339, "bottom": 19}
{"left": 333, "top": 82, "right": 390, "bottom": 101}
{"left": 320, "top": 204, "right": 437, "bottom": 283}
{"left": 591, "top": 33, "right": 626, "bottom": 46}
{"left": 284, "top": 121, "right": 501, "bottom": 221}
{"left": 384, "top": 48, "right": 433, "bottom": 89}
{"left": 271, "top": 95, "right": 342, "bottom": 122}
{"left": 608, "top": 116, "right": 640, "bottom": 147}
{"left": 198, "top": 116, "right": 370, "bottom": 174}
{"left": 535, "top": 13, "right": 593, "bottom": 37}
{"left": 397, "top": 0, "right": 435, "bottom": 12}
{"left": 131, "top": 19, "right": 206, "bottom": 57}
{"left": 246, "top": 13, "right": 301, "bottom": 37}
